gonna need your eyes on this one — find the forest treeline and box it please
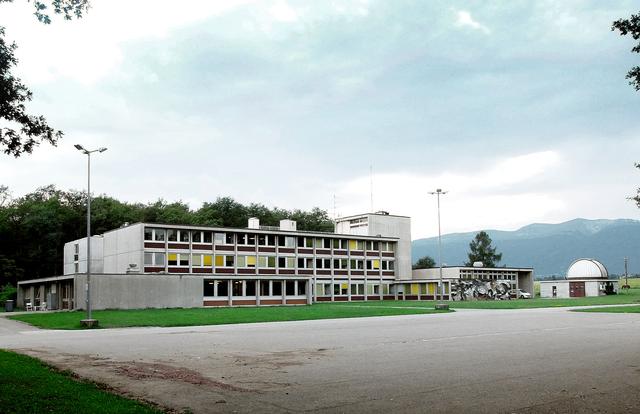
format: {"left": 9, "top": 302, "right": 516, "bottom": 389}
{"left": 0, "top": 185, "right": 334, "bottom": 285}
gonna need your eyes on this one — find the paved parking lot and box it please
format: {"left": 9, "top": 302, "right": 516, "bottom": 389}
{"left": 1, "top": 307, "right": 640, "bottom": 413}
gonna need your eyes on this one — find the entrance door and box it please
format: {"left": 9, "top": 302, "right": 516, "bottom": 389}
{"left": 569, "top": 281, "right": 585, "bottom": 297}
{"left": 61, "top": 282, "right": 74, "bottom": 310}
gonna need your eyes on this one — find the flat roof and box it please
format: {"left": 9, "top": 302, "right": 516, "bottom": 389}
{"left": 336, "top": 212, "right": 411, "bottom": 220}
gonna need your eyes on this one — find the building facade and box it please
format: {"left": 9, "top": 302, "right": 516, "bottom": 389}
{"left": 539, "top": 258, "right": 618, "bottom": 298}
{"left": 19, "top": 212, "right": 448, "bottom": 310}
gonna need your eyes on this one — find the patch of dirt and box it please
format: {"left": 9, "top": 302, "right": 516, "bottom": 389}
{"left": 111, "top": 361, "right": 251, "bottom": 392}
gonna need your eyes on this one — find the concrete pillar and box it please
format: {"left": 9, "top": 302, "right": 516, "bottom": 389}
{"left": 256, "top": 279, "right": 260, "bottom": 306}
{"left": 306, "top": 279, "right": 312, "bottom": 305}
{"left": 227, "top": 280, "right": 232, "bottom": 306}
{"left": 282, "top": 280, "right": 286, "bottom": 305}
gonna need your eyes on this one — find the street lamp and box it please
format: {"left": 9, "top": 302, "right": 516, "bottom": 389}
{"left": 428, "top": 188, "right": 448, "bottom": 309}
{"left": 75, "top": 144, "right": 107, "bottom": 328}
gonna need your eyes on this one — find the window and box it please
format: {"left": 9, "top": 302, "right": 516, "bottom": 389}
{"left": 259, "top": 256, "right": 276, "bottom": 268}
{"left": 145, "top": 228, "right": 165, "bottom": 241}
{"left": 74, "top": 263, "right": 79, "bottom": 273}
{"left": 246, "top": 281, "right": 256, "bottom": 296}
{"left": 191, "top": 254, "right": 213, "bottom": 267}
{"left": 278, "top": 236, "right": 295, "bottom": 247}
{"left": 333, "top": 258, "right": 348, "bottom": 269}
{"left": 323, "top": 239, "right": 332, "bottom": 249}
{"left": 381, "top": 260, "right": 394, "bottom": 271}
{"left": 272, "top": 281, "right": 282, "bottom": 296}
{"left": 260, "top": 280, "right": 270, "bottom": 295}
{"left": 225, "top": 233, "right": 235, "bottom": 244}
{"left": 144, "top": 252, "right": 165, "bottom": 266}
{"left": 382, "top": 242, "right": 395, "bottom": 252}
{"left": 366, "top": 241, "right": 380, "bottom": 251}
{"left": 278, "top": 257, "right": 295, "bottom": 268}
{"left": 217, "top": 280, "right": 228, "bottom": 297}
{"left": 315, "top": 258, "right": 331, "bottom": 269}
{"left": 237, "top": 256, "right": 246, "bottom": 267}
{"left": 332, "top": 239, "right": 344, "bottom": 249}
{"left": 258, "top": 234, "right": 276, "bottom": 246}
{"left": 204, "top": 280, "right": 215, "bottom": 296}
{"left": 297, "top": 257, "right": 314, "bottom": 269}
{"left": 214, "top": 233, "right": 226, "bottom": 244}
{"left": 350, "top": 284, "right": 364, "bottom": 295}
{"left": 238, "top": 234, "right": 256, "bottom": 245}
{"left": 167, "top": 229, "right": 177, "bottom": 242}
{"left": 315, "top": 238, "right": 324, "bottom": 248}
{"left": 192, "top": 231, "right": 202, "bottom": 243}
{"left": 168, "top": 253, "right": 189, "bottom": 266}
{"left": 350, "top": 259, "right": 364, "bottom": 270}
{"left": 366, "top": 259, "right": 380, "bottom": 270}
{"left": 232, "top": 280, "right": 243, "bottom": 296}
{"left": 297, "top": 237, "right": 313, "bottom": 248}
{"left": 214, "top": 255, "right": 234, "bottom": 267}
{"left": 286, "top": 281, "right": 296, "bottom": 295}
{"left": 297, "top": 281, "right": 306, "bottom": 295}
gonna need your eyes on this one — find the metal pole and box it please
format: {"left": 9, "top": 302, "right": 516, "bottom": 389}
{"left": 625, "top": 257, "right": 628, "bottom": 287}
{"left": 86, "top": 152, "right": 92, "bottom": 320}
{"left": 437, "top": 191, "right": 443, "bottom": 302}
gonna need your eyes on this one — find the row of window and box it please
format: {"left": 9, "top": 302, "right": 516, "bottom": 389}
{"left": 204, "top": 279, "right": 307, "bottom": 297}
{"left": 145, "top": 228, "right": 395, "bottom": 251}
{"left": 145, "top": 252, "right": 395, "bottom": 270}
{"left": 315, "top": 282, "right": 390, "bottom": 296}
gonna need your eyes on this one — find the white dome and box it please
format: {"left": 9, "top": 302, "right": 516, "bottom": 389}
{"left": 566, "top": 259, "right": 608, "bottom": 279}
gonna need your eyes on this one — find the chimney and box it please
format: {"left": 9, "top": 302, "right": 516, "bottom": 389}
{"left": 248, "top": 217, "right": 260, "bottom": 229}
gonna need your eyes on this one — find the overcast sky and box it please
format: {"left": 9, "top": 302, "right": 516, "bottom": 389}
{"left": 1, "top": 0, "right": 639, "bottom": 239}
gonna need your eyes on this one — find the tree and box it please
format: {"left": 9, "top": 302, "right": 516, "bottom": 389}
{"left": 0, "top": 0, "right": 89, "bottom": 156}
{"left": 631, "top": 163, "right": 640, "bottom": 207}
{"left": 612, "top": 11, "right": 640, "bottom": 91}
{"left": 465, "top": 231, "right": 502, "bottom": 268}
{"left": 413, "top": 256, "right": 436, "bottom": 270}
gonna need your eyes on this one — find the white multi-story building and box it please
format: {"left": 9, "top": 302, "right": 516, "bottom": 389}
{"left": 19, "top": 212, "right": 446, "bottom": 310}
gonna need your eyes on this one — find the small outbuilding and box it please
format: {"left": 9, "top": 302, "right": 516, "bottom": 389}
{"left": 539, "top": 258, "right": 618, "bottom": 298}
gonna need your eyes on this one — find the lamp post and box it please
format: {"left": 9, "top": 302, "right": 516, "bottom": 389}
{"left": 429, "top": 188, "right": 448, "bottom": 309}
{"left": 74, "top": 144, "right": 107, "bottom": 328}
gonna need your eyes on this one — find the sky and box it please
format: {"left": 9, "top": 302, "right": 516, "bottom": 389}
{"left": 1, "top": 0, "right": 639, "bottom": 239}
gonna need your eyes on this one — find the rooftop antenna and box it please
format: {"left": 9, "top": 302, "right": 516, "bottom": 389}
{"left": 370, "top": 164, "right": 374, "bottom": 213}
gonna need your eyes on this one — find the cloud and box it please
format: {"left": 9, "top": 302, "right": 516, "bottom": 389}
{"left": 455, "top": 10, "right": 490, "bottom": 34}
{"left": 335, "top": 151, "right": 565, "bottom": 237}
{"left": 269, "top": 1, "right": 299, "bottom": 22}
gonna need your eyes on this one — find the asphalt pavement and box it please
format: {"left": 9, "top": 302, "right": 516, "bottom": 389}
{"left": 1, "top": 307, "right": 639, "bottom": 413}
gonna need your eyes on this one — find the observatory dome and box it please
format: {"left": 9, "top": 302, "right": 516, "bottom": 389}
{"left": 566, "top": 259, "right": 608, "bottom": 279}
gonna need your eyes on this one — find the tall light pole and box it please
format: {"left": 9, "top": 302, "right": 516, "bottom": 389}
{"left": 429, "top": 189, "right": 447, "bottom": 307}
{"left": 75, "top": 144, "right": 107, "bottom": 327}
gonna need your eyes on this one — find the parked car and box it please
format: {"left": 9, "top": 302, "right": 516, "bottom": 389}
{"left": 511, "top": 289, "right": 532, "bottom": 299}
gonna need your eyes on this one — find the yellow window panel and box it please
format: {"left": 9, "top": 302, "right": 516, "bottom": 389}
{"left": 341, "top": 283, "right": 348, "bottom": 289}
{"left": 214, "top": 255, "right": 224, "bottom": 267}
{"left": 411, "top": 283, "right": 419, "bottom": 295}
{"left": 247, "top": 256, "right": 256, "bottom": 265}
{"left": 349, "top": 240, "right": 357, "bottom": 250}
{"left": 373, "top": 260, "right": 380, "bottom": 269}
{"left": 168, "top": 253, "right": 177, "bottom": 261}
{"left": 203, "top": 255, "right": 212, "bottom": 266}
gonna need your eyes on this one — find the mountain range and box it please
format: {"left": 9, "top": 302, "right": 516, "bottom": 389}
{"left": 411, "top": 218, "right": 640, "bottom": 277}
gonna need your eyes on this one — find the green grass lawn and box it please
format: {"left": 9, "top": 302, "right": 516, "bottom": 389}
{"left": 9, "top": 303, "right": 451, "bottom": 330}
{"left": 337, "top": 288, "right": 640, "bottom": 310}
{"left": 574, "top": 305, "right": 640, "bottom": 313}
{"left": 0, "top": 350, "right": 161, "bottom": 414}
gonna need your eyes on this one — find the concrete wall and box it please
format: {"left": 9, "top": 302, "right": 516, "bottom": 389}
{"left": 539, "top": 282, "right": 570, "bottom": 298}
{"left": 367, "top": 214, "right": 411, "bottom": 280}
{"left": 74, "top": 273, "right": 202, "bottom": 310}
{"left": 585, "top": 281, "right": 600, "bottom": 297}
{"left": 103, "top": 223, "right": 144, "bottom": 273}
{"left": 412, "top": 268, "right": 461, "bottom": 280}
{"left": 63, "top": 236, "right": 104, "bottom": 275}
{"left": 336, "top": 213, "right": 412, "bottom": 280}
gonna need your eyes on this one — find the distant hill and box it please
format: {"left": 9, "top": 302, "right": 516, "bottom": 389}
{"left": 411, "top": 218, "right": 640, "bottom": 277}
